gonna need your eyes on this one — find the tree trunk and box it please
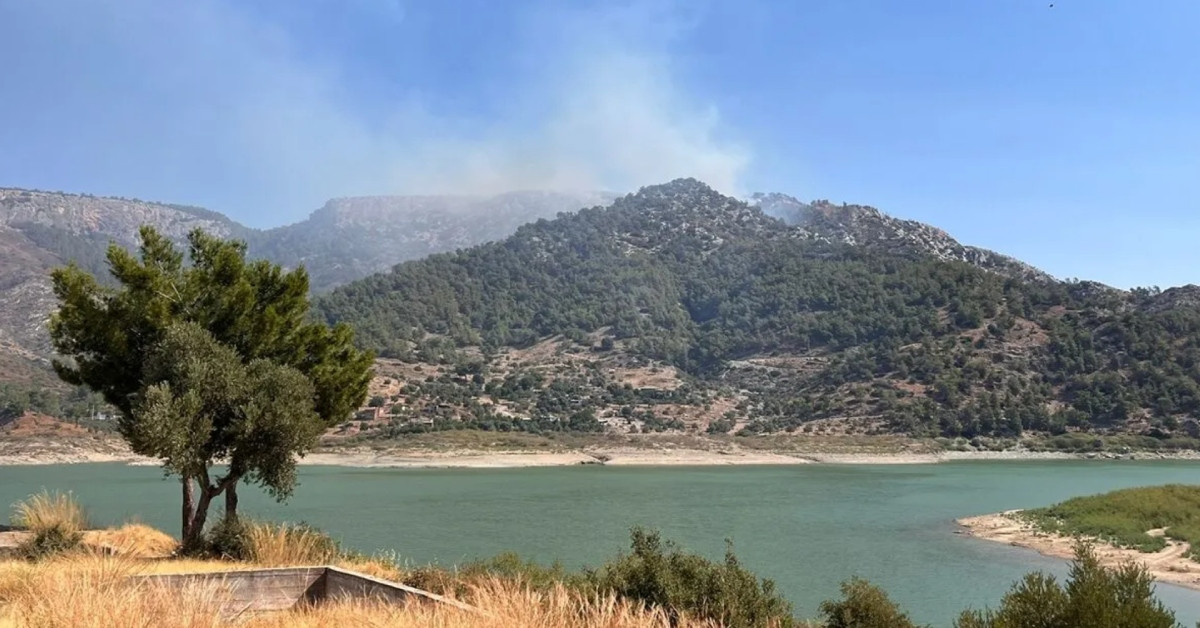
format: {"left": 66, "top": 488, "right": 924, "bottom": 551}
{"left": 186, "top": 489, "right": 215, "bottom": 548}
{"left": 224, "top": 481, "right": 240, "bottom": 523}
{"left": 180, "top": 471, "right": 241, "bottom": 551}
{"left": 181, "top": 475, "right": 195, "bottom": 541}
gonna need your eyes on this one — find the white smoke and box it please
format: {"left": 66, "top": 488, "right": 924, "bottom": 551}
{"left": 4, "top": 0, "right": 749, "bottom": 225}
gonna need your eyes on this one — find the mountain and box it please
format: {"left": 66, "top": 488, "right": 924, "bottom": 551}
{"left": 0, "top": 187, "right": 612, "bottom": 417}
{"left": 317, "top": 179, "right": 1200, "bottom": 442}
{"left": 0, "top": 188, "right": 252, "bottom": 388}
{"left": 250, "top": 191, "right": 616, "bottom": 293}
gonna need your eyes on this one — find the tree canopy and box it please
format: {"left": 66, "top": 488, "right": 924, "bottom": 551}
{"left": 50, "top": 226, "right": 373, "bottom": 546}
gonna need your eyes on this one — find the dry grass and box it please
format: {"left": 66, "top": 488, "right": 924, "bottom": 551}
{"left": 2, "top": 553, "right": 225, "bottom": 628}
{"left": 82, "top": 523, "right": 177, "bottom": 558}
{"left": 244, "top": 521, "right": 339, "bottom": 566}
{"left": 0, "top": 553, "right": 715, "bottom": 628}
{"left": 333, "top": 551, "right": 406, "bottom": 582}
{"left": 9, "top": 491, "right": 87, "bottom": 537}
{"left": 245, "top": 579, "right": 717, "bottom": 628}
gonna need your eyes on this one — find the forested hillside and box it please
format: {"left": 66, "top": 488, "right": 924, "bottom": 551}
{"left": 318, "top": 179, "right": 1200, "bottom": 441}
{"left": 0, "top": 187, "right": 607, "bottom": 421}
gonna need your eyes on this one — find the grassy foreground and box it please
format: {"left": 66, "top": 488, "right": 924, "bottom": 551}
{"left": 3, "top": 490, "right": 1192, "bottom": 627}
{"left": 1021, "top": 484, "right": 1200, "bottom": 559}
{"left": 0, "top": 553, "right": 707, "bottom": 628}
{"left": 0, "top": 492, "right": 781, "bottom": 627}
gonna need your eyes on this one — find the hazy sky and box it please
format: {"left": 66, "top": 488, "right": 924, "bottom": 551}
{"left": 0, "top": 1, "right": 1197, "bottom": 288}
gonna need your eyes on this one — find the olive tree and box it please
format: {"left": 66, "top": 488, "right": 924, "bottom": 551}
{"left": 49, "top": 226, "right": 373, "bottom": 547}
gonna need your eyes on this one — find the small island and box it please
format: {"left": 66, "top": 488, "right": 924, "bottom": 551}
{"left": 959, "top": 484, "right": 1200, "bottom": 591}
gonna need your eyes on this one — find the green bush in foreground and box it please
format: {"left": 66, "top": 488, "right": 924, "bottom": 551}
{"left": 191, "top": 517, "right": 340, "bottom": 565}
{"left": 956, "top": 545, "right": 1178, "bottom": 628}
{"left": 19, "top": 525, "right": 84, "bottom": 561}
{"left": 193, "top": 515, "right": 251, "bottom": 559}
{"left": 819, "top": 577, "right": 924, "bottom": 628}
{"left": 190, "top": 518, "right": 1190, "bottom": 627}
{"left": 586, "top": 527, "right": 797, "bottom": 628}
{"left": 404, "top": 551, "right": 585, "bottom": 599}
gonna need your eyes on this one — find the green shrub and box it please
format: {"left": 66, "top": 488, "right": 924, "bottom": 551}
{"left": 199, "top": 516, "right": 252, "bottom": 560}
{"left": 819, "top": 577, "right": 924, "bottom": 628}
{"left": 585, "top": 527, "right": 796, "bottom": 628}
{"left": 11, "top": 490, "right": 88, "bottom": 560}
{"left": 462, "top": 551, "right": 581, "bottom": 590}
{"left": 190, "top": 518, "right": 341, "bottom": 564}
{"left": 955, "top": 545, "right": 1178, "bottom": 628}
{"left": 19, "top": 525, "right": 84, "bottom": 561}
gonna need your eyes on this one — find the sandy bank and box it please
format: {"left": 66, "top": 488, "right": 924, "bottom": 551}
{"left": 4, "top": 437, "right": 1200, "bottom": 468}
{"left": 301, "top": 448, "right": 813, "bottom": 469}
{"left": 958, "top": 511, "right": 1200, "bottom": 592}
{"left": 0, "top": 450, "right": 153, "bottom": 466}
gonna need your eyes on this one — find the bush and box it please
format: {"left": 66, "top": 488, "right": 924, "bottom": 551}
{"left": 819, "top": 577, "right": 923, "bottom": 628}
{"left": 19, "top": 525, "right": 85, "bottom": 561}
{"left": 955, "top": 545, "right": 1177, "bottom": 628}
{"left": 195, "top": 518, "right": 339, "bottom": 565}
{"left": 11, "top": 491, "right": 88, "bottom": 560}
{"left": 405, "top": 551, "right": 584, "bottom": 599}
{"left": 198, "top": 516, "right": 251, "bottom": 560}
{"left": 586, "top": 527, "right": 796, "bottom": 628}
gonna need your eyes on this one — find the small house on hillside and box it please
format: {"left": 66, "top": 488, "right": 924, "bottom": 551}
{"left": 355, "top": 406, "right": 387, "bottom": 422}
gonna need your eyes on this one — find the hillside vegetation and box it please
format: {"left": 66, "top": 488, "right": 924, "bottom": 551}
{"left": 0, "top": 187, "right": 607, "bottom": 421}
{"left": 317, "top": 179, "right": 1200, "bottom": 441}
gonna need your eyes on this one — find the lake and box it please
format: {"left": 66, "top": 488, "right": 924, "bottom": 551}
{"left": 3, "top": 460, "right": 1200, "bottom": 626}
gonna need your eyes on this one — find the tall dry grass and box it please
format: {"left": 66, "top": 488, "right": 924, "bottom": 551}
{"left": 243, "top": 521, "right": 339, "bottom": 566}
{"left": 82, "top": 523, "right": 177, "bottom": 558}
{"left": 9, "top": 491, "right": 87, "bottom": 537}
{"left": 0, "top": 553, "right": 716, "bottom": 628}
{"left": 1, "top": 553, "right": 224, "bottom": 628}
{"left": 245, "top": 579, "right": 718, "bottom": 628}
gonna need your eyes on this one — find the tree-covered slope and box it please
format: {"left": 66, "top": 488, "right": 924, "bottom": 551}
{"left": 317, "top": 179, "right": 1200, "bottom": 440}
{"left": 0, "top": 187, "right": 610, "bottom": 420}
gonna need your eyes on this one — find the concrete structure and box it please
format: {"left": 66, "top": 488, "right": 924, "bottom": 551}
{"left": 131, "top": 565, "right": 474, "bottom": 616}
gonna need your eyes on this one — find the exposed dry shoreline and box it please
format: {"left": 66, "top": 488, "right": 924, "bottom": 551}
{"left": 4, "top": 436, "right": 1200, "bottom": 468}
{"left": 958, "top": 511, "right": 1200, "bottom": 591}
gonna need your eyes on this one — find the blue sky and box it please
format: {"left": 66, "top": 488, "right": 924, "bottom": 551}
{"left": 0, "top": 1, "right": 1197, "bottom": 288}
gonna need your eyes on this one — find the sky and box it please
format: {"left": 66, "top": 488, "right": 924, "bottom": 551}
{"left": 0, "top": 0, "right": 1197, "bottom": 288}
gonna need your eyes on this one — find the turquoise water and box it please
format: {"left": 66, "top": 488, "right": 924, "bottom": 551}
{"left": 4, "top": 461, "right": 1200, "bottom": 626}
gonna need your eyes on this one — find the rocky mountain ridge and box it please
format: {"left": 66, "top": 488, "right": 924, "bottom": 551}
{"left": 752, "top": 192, "right": 1052, "bottom": 282}
{"left": 315, "top": 179, "right": 1200, "bottom": 442}
{"left": 0, "top": 187, "right": 611, "bottom": 390}
{"left": 5, "top": 180, "right": 1185, "bottom": 437}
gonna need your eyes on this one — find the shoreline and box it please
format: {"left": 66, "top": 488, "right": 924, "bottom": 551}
{"left": 958, "top": 511, "right": 1200, "bottom": 592}
{"left": 3, "top": 442, "right": 1200, "bottom": 468}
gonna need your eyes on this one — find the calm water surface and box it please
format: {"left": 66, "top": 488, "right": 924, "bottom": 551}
{"left": 4, "top": 461, "right": 1200, "bottom": 626}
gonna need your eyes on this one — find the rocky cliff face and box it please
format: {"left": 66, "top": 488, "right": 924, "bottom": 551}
{"left": 752, "top": 192, "right": 1052, "bottom": 282}
{"left": 0, "top": 189, "right": 252, "bottom": 368}
{"left": 0, "top": 188, "right": 245, "bottom": 242}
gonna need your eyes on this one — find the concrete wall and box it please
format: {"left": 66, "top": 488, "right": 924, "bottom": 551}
{"left": 132, "top": 566, "right": 476, "bottom": 615}
{"left": 134, "top": 567, "right": 326, "bottom": 613}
